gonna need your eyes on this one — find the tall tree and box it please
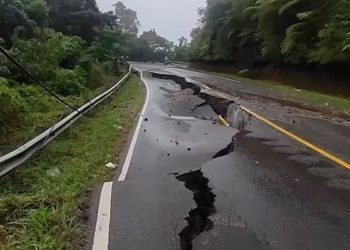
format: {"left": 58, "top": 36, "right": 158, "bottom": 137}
{"left": 46, "top": 0, "right": 102, "bottom": 43}
{"left": 189, "top": 0, "right": 350, "bottom": 66}
{"left": 114, "top": 1, "right": 140, "bottom": 34}
{"left": 0, "top": 0, "right": 48, "bottom": 45}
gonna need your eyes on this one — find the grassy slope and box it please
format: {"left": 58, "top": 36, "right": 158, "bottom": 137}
{"left": 210, "top": 72, "right": 350, "bottom": 115}
{"left": 0, "top": 76, "right": 144, "bottom": 249}
{"left": 0, "top": 71, "right": 128, "bottom": 152}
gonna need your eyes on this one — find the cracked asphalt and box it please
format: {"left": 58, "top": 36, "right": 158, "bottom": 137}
{"left": 96, "top": 62, "right": 350, "bottom": 250}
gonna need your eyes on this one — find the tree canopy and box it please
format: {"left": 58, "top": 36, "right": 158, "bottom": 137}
{"left": 189, "top": 0, "right": 350, "bottom": 67}
{"left": 114, "top": 1, "right": 139, "bottom": 34}
{"left": 0, "top": 0, "right": 191, "bottom": 141}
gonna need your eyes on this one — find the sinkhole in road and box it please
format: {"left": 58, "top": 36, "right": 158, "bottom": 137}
{"left": 151, "top": 72, "right": 252, "bottom": 130}
{"left": 152, "top": 72, "right": 253, "bottom": 249}
{"left": 176, "top": 170, "right": 216, "bottom": 250}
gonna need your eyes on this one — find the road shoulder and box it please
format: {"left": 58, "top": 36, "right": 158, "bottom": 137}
{"left": 0, "top": 76, "right": 144, "bottom": 249}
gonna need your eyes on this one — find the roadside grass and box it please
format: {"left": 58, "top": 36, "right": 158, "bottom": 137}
{"left": 0, "top": 76, "right": 144, "bottom": 249}
{"left": 0, "top": 70, "right": 128, "bottom": 154}
{"left": 211, "top": 72, "right": 350, "bottom": 115}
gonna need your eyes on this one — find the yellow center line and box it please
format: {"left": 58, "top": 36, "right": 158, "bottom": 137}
{"left": 200, "top": 82, "right": 349, "bottom": 170}
{"left": 241, "top": 107, "right": 350, "bottom": 170}
{"left": 219, "top": 115, "right": 230, "bottom": 127}
{"left": 201, "top": 84, "right": 214, "bottom": 91}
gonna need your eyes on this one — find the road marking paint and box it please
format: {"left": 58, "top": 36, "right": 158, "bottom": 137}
{"left": 219, "top": 115, "right": 230, "bottom": 127}
{"left": 173, "top": 67, "right": 241, "bottom": 83}
{"left": 118, "top": 71, "right": 150, "bottom": 182}
{"left": 201, "top": 84, "right": 231, "bottom": 100}
{"left": 199, "top": 83, "right": 214, "bottom": 91}
{"left": 242, "top": 107, "right": 350, "bottom": 170}
{"left": 200, "top": 81, "right": 349, "bottom": 170}
{"left": 171, "top": 115, "right": 196, "bottom": 121}
{"left": 210, "top": 74, "right": 241, "bottom": 83}
{"left": 217, "top": 92, "right": 228, "bottom": 99}
{"left": 92, "top": 182, "right": 113, "bottom": 250}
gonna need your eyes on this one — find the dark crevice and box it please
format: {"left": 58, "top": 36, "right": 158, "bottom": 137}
{"left": 152, "top": 72, "right": 232, "bottom": 117}
{"left": 191, "top": 101, "right": 207, "bottom": 111}
{"left": 198, "top": 92, "right": 234, "bottom": 117}
{"left": 154, "top": 72, "right": 253, "bottom": 249}
{"left": 213, "top": 131, "right": 247, "bottom": 159}
{"left": 176, "top": 170, "right": 216, "bottom": 250}
{"left": 213, "top": 140, "right": 235, "bottom": 159}
{"left": 151, "top": 72, "right": 252, "bottom": 130}
{"left": 152, "top": 73, "right": 201, "bottom": 95}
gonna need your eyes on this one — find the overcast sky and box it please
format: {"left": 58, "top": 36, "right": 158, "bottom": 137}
{"left": 96, "top": 0, "right": 206, "bottom": 42}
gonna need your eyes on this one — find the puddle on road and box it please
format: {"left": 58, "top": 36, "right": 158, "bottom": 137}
{"left": 176, "top": 169, "right": 216, "bottom": 250}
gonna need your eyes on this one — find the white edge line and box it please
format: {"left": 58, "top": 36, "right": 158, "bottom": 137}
{"left": 118, "top": 70, "right": 150, "bottom": 182}
{"left": 174, "top": 67, "right": 241, "bottom": 83}
{"left": 92, "top": 182, "right": 113, "bottom": 250}
{"left": 170, "top": 116, "right": 196, "bottom": 121}
{"left": 211, "top": 74, "right": 241, "bottom": 83}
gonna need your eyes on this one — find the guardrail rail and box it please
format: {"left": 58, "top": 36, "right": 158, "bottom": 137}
{"left": 0, "top": 67, "right": 132, "bottom": 178}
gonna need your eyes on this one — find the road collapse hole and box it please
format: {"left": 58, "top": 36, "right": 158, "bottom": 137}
{"left": 152, "top": 72, "right": 253, "bottom": 158}
{"left": 151, "top": 72, "right": 201, "bottom": 95}
{"left": 226, "top": 104, "right": 252, "bottom": 131}
{"left": 151, "top": 72, "right": 252, "bottom": 131}
{"left": 176, "top": 169, "right": 216, "bottom": 250}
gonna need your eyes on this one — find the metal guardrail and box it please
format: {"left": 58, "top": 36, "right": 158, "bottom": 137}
{"left": 0, "top": 67, "right": 132, "bottom": 179}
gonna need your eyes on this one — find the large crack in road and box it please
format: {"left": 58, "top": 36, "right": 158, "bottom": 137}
{"left": 104, "top": 64, "right": 350, "bottom": 250}
{"left": 151, "top": 72, "right": 252, "bottom": 128}
{"left": 176, "top": 170, "right": 216, "bottom": 250}
{"left": 151, "top": 71, "right": 253, "bottom": 249}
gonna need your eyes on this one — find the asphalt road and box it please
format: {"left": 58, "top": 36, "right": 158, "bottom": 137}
{"left": 91, "top": 62, "right": 350, "bottom": 250}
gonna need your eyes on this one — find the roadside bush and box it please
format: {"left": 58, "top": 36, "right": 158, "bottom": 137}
{"left": 0, "top": 78, "right": 25, "bottom": 136}
{"left": 50, "top": 68, "right": 86, "bottom": 97}
{"left": 16, "top": 85, "right": 51, "bottom": 113}
{"left": 11, "top": 29, "right": 85, "bottom": 82}
{"left": 90, "top": 64, "right": 106, "bottom": 88}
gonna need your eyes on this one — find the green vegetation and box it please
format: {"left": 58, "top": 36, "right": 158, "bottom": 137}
{"left": 190, "top": 0, "right": 350, "bottom": 67}
{"left": 0, "top": 0, "right": 129, "bottom": 150}
{"left": 0, "top": 0, "right": 188, "bottom": 151}
{"left": 0, "top": 76, "right": 144, "bottom": 249}
{"left": 212, "top": 71, "right": 350, "bottom": 114}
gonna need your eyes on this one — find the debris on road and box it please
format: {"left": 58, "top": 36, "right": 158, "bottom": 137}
{"left": 105, "top": 162, "right": 117, "bottom": 169}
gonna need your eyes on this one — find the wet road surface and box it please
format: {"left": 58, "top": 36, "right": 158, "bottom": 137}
{"left": 93, "top": 62, "right": 350, "bottom": 250}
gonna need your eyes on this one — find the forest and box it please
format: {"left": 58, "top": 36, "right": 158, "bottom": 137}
{"left": 2, "top": 0, "right": 350, "bottom": 148}
{"left": 0, "top": 0, "right": 188, "bottom": 149}
{"left": 189, "top": 0, "right": 350, "bottom": 70}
